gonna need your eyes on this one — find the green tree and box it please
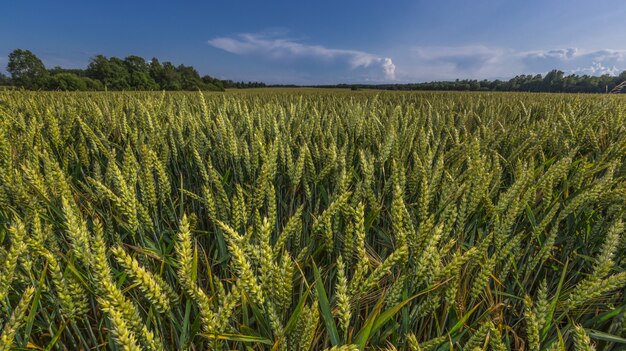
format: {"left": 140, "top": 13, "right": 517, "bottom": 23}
{"left": 148, "top": 57, "right": 164, "bottom": 88}
{"left": 47, "top": 73, "right": 87, "bottom": 91}
{"left": 149, "top": 58, "right": 182, "bottom": 90}
{"left": 49, "top": 66, "right": 87, "bottom": 77}
{"left": 86, "top": 55, "right": 130, "bottom": 90}
{"left": 154, "top": 61, "right": 183, "bottom": 90}
{"left": 176, "top": 64, "right": 205, "bottom": 90}
{"left": 82, "top": 77, "right": 104, "bottom": 91}
{"left": 7, "top": 49, "right": 48, "bottom": 89}
{"left": 543, "top": 70, "right": 565, "bottom": 92}
{"left": 0, "top": 72, "right": 11, "bottom": 86}
{"left": 201, "top": 75, "right": 225, "bottom": 91}
{"left": 124, "top": 55, "right": 158, "bottom": 90}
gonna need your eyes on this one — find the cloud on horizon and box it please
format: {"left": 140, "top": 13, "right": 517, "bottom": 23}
{"left": 398, "top": 46, "right": 626, "bottom": 81}
{"left": 521, "top": 48, "right": 626, "bottom": 76}
{"left": 208, "top": 33, "right": 396, "bottom": 80}
{"left": 208, "top": 34, "right": 626, "bottom": 83}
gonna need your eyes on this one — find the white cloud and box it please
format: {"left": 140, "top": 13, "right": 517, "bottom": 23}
{"left": 395, "top": 46, "right": 515, "bottom": 80}
{"left": 522, "top": 48, "right": 578, "bottom": 60}
{"left": 208, "top": 33, "right": 626, "bottom": 83}
{"left": 381, "top": 58, "right": 396, "bottom": 80}
{"left": 521, "top": 48, "right": 626, "bottom": 63}
{"left": 208, "top": 33, "right": 396, "bottom": 80}
{"left": 518, "top": 48, "right": 626, "bottom": 76}
{"left": 396, "top": 46, "right": 626, "bottom": 81}
{"left": 572, "top": 62, "right": 621, "bottom": 76}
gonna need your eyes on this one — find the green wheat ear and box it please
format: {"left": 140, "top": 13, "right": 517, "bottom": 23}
{"left": 112, "top": 245, "right": 177, "bottom": 313}
{"left": 0, "top": 219, "right": 27, "bottom": 305}
{"left": 572, "top": 324, "right": 595, "bottom": 351}
{"left": 335, "top": 255, "right": 351, "bottom": 336}
{"left": 524, "top": 296, "right": 541, "bottom": 351}
{"left": 0, "top": 286, "right": 35, "bottom": 351}
{"left": 175, "top": 215, "right": 216, "bottom": 333}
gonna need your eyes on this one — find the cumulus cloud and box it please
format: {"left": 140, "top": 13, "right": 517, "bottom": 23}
{"left": 397, "top": 46, "right": 626, "bottom": 81}
{"left": 523, "top": 48, "right": 578, "bottom": 60}
{"left": 208, "top": 33, "right": 396, "bottom": 80}
{"left": 208, "top": 33, "right": 626, "bottom": 82}
{"left": 519, "top": 48, "right": 626, "bottom": 75}
{"left": 572, "top": 62, "right": 621, "bottom": 76}
{"left": 405, "top": 46, "right": 511, "bottom": 79}
{"left": 381, "top": 58, "right": 396, "bottom": 80}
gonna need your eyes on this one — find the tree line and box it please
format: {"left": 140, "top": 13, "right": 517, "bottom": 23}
{"left": 330, "top": 69, "right": 626, "bottom": 93}
{"left": 0, "top": 49, "right": 266, "bottom": 91}
{"left": 3, "top": 49, "right": 626, "bottom": 93}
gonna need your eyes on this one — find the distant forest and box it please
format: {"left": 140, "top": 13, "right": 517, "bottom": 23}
{"left": 329, "top": 69, "right": 626, "bottom": 93}
{"left": 0, "top": 49, "right": 265, "bottom": 91}
{"left": 2, "top": 48, "right": 626, "bottom": 93}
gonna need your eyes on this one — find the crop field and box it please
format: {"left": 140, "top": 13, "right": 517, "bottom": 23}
{"left": 0, "top": 90, "right": 625, "bottom": 350}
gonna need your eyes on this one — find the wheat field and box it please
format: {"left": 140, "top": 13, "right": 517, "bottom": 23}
{"left": 0, "top": 90, "right": 625, "bottom": 350}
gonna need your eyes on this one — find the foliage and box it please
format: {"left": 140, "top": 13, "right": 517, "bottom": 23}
{"left": 0, "top": 73, "right": 11, "bottom": 86}
{"left": 4, "top": 49, "right": 264, "bottom": 92}
{"left": 46, "top": 73, "right": 88, "bottom": 91}
{"left": 333, "top": 69, "right": 626, "bottom": 93}
{"left": 6, "top": 49, "right": 49, "bottom": 89}
{"left": 0, "top": 90, "right": 625, "bottom": 350}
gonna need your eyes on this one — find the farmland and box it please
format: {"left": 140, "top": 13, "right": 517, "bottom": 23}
{"left": 0, "top": 90, "right": 625, "bottom": 350}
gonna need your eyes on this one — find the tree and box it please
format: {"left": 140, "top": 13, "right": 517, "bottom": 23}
{"left": 0, "top": 72, "right": 11, "bottom": 86}
{"left": 176, "top": 64, "right": 205, "bottom": 90}
{"left": 124, "top": 55, "right": 158, "bottom": 90}
{"left": 47, "top": 73, "right": 87, "bottom": 91}
{"left": 543, "top": 70, "right": 564, "bottom": 92}
{"left": 201, "top": 75, "right": 224, "bottom": 91}
{"left": 49, "top": 66, "right": 87, "bottom": 77}
{"left": 149, "top": 57, "right": 163, "bottom": 86}
{"left": 86, "top": 55, "right": 130, "bottom": 90}
{"left": 82, "top": 77, "right": 104, "bottom": 91}
{"left": 7, "top": 49, "right": 48, "bottom": 89}
{"left": 150, "top": 60, "right": 182, "bottom": 90}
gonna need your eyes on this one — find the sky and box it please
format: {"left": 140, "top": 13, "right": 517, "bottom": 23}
{"left": 1, "top": 0, "right": 626, "bottom": 84}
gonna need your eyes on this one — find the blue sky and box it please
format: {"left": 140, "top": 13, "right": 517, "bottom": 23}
{"left": 2, "top": 0, "right": 626, "bottom": 84}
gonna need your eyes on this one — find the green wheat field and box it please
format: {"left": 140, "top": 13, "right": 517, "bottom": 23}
{"left": 1, "top": 89, "right": 625, "bottom": 350}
